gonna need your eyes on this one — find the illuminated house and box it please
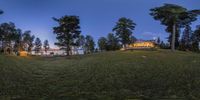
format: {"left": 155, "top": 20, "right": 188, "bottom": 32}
{"left": 125, "top": 40, "right": 155, "bottom": 50}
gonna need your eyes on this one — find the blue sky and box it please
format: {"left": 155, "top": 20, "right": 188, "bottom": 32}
{"left": 0, "top": 0, "right": 200, "bottom": 48}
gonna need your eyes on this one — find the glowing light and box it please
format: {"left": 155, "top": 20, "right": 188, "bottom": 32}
{"left": 129, "top": 42, "right": 155, "bottom": 48}
{"left": 19, "top": 51, "right": 28, "bottom": 56}
{"left": 120, "top": 41, "right": 155, "bottom": 50}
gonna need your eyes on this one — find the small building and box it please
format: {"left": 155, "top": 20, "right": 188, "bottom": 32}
{"left": 19, "top": 51, "right": 28, "bottom": 56}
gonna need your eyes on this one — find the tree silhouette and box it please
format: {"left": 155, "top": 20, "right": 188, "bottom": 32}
{"left": 0, "top": 22, "right": 35, "bottom": 54}
{"left": 113, "top": 17, "right": 136, "bottom": 49}
{"left": 106, "top": 33, "right": 120, "bottom": 51}
{"left": 98, "top": 37, "right": 107, "bottom": 51}
{"left": 43, "top": 40, "right": 50, "bottom": 53}
{"left": 13, "top": 29, "right": 23, "bottom": 53}
{"left": 181, "top": 25, "right": 193, "bottom": 50}
{"left": 150, "top": 4, "right": 200, "bottom": 51}
{"left": 191, "top": 26, "right": 200, "bottom": 51}
{"left": 53, "top": 15, "right": 81, "bottom": 56}
{"left": 157, "top": 37, "right": 161, "bottom": 44}
{"left": 85, "top": 35, "right": 95, "bottom": 54}
{"left": 0, "top": 22, "right": 17, "bottom": 54}
{"left": 22, "top": 31, "right": 35, "bottom": 53}
{"left": 76, "top": 35, "right": 86, "bottom": 53}
{"left": 35, "top": 37, "right": 42, "bottom": 54}
{"left": 167, "top": 27, "right": 180, "bottom": 49}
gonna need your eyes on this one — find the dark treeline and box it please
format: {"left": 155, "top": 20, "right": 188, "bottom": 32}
{"left": 98, "top": 17, "right": 137, "bottom": 52}
{"left": 52, "top": 15, "right": 136, "bottom": 55}
{"left": 0, "top": 22, "right": 33, "bottom": 54}
{"left": 52, "top": 15, "right": 96, "bottom": 55}
{"left": 157, "top": 25, "right": 200, "bottom": 52}
{"left": 0, "top": 9, "right": 49, "bottom": 55}
{"left": 98, "top": 4, "right": 200, "bottom": 52}
{"left": 1, "top": 3, "right": 200, "bottom": 56}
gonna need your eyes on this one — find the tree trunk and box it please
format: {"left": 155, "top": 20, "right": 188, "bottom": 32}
{"left": 171, "top": 24, "right": 176, "bottom": 52}
{"left": 9, "top": 41, "right": 13, "bottom": 54}
{"left": 75, "top": 46, "right": 79, "bottom": 55}
{"left": 123, "top": 44, "right": 126, "bottom": 50}
{"left": 66, "top": 45, "right": 70, "bottom": 56}
{"left": 0, "top": 40, "right": 3, "bottom": 53}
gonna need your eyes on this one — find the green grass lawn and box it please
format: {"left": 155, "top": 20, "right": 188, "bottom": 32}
{"left": 0, "top": 50, "right": 200, "bottom": 100}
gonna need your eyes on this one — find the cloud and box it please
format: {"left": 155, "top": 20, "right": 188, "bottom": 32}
{"left": 139, "top": 32, "right": 162, "bottom": 40}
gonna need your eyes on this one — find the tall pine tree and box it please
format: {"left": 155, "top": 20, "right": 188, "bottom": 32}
{"left": 150, "top": 4, "right": 200, "bottom": 51}
{"left": 35, "top": 38, "right": 42, "bottom": 54}
{"left": 43, "top": 40, "right": 50, "bottom": 53}
{"left": 98, "top": 37, "right": 107, "bottom": 51}
{"left": 22, "top": 31, "right": 35, "bottom": 53}
{"left": 85, "top": 35, "right": 95, "bottom": 54}
{"left": 53, "top": 15, "right": 81, "bottom": 56}
{"left": 191, "top": 26, "right": 200, "bottom": 51}
{"left": 113, "top": 17, "right": 136, "bottom": 49}
{"left": 181, "top": 25, "right": 192, "bottom": 50}
{"left": 106, "top": 33, "right": 120, "bottom": 51}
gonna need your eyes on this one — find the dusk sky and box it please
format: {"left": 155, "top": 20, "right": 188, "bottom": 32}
{"left": 0, "top": 0, "right": 200, "bottom": 48}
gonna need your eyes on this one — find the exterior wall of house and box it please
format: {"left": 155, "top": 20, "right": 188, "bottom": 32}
{"left": 121, "top": 41, "right": 155, "bottom": 50}
{"left": 31, "top": 50, "right": 66, "bottom": 56}
{"left": 31, "top": 48, "right": 84, "bottom": 56}
{"left": 129, "top": 42, "right": 155, "bottom": 48}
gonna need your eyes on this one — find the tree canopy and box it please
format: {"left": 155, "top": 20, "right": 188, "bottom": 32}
{"left": 180, "top": 25, "right": 193, "bottom": 50}
{"left": 0, "top": 22, "right": 18, "bottom": 54}
{"left": 98, "top": 37, "right": 107, "bottom": 51}
{"left": 85, "top": 35, "right": 95, "bottom": 53}
{"left": 53, "top": 15, "right": 81, "bottom": 56}
{"left": 43, "top": 40, "right": 50, "bottom": 53}
{"left": 113, "top": 17, "right": 136, "bottom": 48}
{"left": 106, "top": 33, "right": 120, "bottom": 51}
{"left": 77, "top": 35, "right": 85, "bottom": 47}
{"left": 35, "top": 37, "right": 42, "bottom": 53}
{"left": 0, "top": 22, "right": 35, "bottom": 54}
{"left": 190, "top": 26, "right": 200, "bottom": 51}
{"left": 150, "top": 3, "right": 200, "bottom": 51}
{"left": 22, "top": 31, "right": 35, "bottom": 52}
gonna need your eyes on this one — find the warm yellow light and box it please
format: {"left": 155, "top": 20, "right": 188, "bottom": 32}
{"left": 129, "top": 42, "right": 155, "bottom": 48}
{"left": 19, "top": 51, "right": 28, "bottom": 56}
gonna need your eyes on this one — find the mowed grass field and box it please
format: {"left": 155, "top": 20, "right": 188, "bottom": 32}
{"left": 0, "top": 50, "right": 200, "bottom": 100}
